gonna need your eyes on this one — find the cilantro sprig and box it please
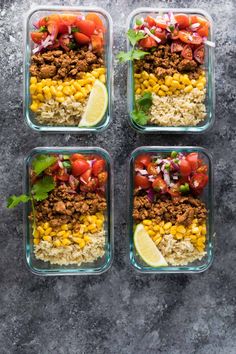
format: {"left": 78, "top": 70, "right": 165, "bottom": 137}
{"left": 117, "top": 29, "right": 148, "bottom": 63}
{"left": 131, "top": 92, "right": 153, "bottom": 126}
{"left": 7, "top": 195, "right": 31, "bottom": 209}
{"left": 32, "top": 155, "right": 57, "bottom": 176}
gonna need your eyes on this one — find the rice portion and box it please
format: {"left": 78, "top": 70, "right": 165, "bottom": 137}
{"left": 148, "top": 88, "right": 206, "bottom": 126}
{"left": 159, "top": 234, "right": 206, "bottom": 266}
{"left": 34, "top": 230, "right": 105, "bottom": 266}
{"left": 35, "top": 96, "right": 87, "bottom": 126}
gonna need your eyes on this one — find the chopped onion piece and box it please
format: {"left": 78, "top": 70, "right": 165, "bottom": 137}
{"left": 163, "top": 171, "right": 170, "bottom": 186}
{"left": 190, "top": 23, "right": 200, "bottom": 30}
{"left": 144, "top": 27, "right": 161, "bottom": 43}
{"left": 135, "top": 168, "right": 148, "bottom": 175}
{"left": 58, "top": 160, "right": 64, "bottom": 169}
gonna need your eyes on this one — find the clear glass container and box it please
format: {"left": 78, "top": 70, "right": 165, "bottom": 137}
{"left": 23, "top": 147, "right": 113, "bottom": 275}
{"left": 127, "top": 8, "right": 215, "bottom": 133}
{"left": 128, "top": 146, "right": 214, "bottom": 273}
{"left": 24, "top": 6, "right": 113, "bottom": 133}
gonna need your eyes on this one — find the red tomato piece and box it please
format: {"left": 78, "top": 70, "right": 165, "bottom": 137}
{"left": 80, "top": 168, "right": 92, "bottom": 184}
{"left": 179, "top": 30, "right": 202, "bottom": 45}
{"left": 30, "top": 32, "right": 47, "bottom": 44}
{"left": 147, "top": 163, "right": 158, "bottom": 176}
{"left": 58, "top": 34, "right": 70, "bottom": 51}
{"left": 186, "top": 153, "right": 199, "bottom": 171}
{"left": 80, "top": 177, "right": 98, "bottom": 192}
{"left": 181, "top": 44, "right": 193, "bottom": 60}
{"left": 145, "top": 16, "right": 156, "bottom": 27}
{"left": 174, "top": 14, "right": 190, "bottom": 29}
{"left": 98, "top": 171, "right": 108, "bottom": 186}
{"left": 135, "top": 154, "right": 151, "bottom": 169}
{"left": 56, "top": 172, "right": 70, "bottom": 181}
{"left": 70, "top": 153, "right": 87, "bottom": 161}
{"left": 168, "top": 183, "right": 181, "bottom": 197}
{"left": 91, "top": 35, "right": 103, "bottom": 52}
{"left": 197, "top": 165, "right": 208, "bottom": 174}
{"left": 73, "top": 32, "right": 90, "bottom": 45}
{"left": 194, "top": 45, "right": 205, "bottom": 64}
{"left": 171, "top": 41, "right": 184, "bottom": 52}
{"left": 139, "top": 36, "right": 157, "bottom": 49}
{"left": 36, "top": 17, "right": 48, "bottom": 28}
{"left": 179, "top": 159, "right": 192, "bottom": 176}
{"left": 60, "top": 14, "right": 78, "bottom": 26}
{"left": 86, "top": 13, "right": 105, "bottom": 32}
{"left": 197, "top": 24, "right": 209, "bottom": 37}
{"left": 154, "top": 29, "right": 167, "bottom": 43}
{"left": 72, "top": 159, "right": 90, "bottom": 176}
{"left": 92, "top": 159, "right": 106, "bottom": 176}
{"left": 75, "top": 19, "right": 95, "bottom": 36}
{"left": 152, "top": 177, "right": 167, "bottom": 193}
{"left": 155, "top": 20, "right": 168, "bottom": 29}
{"left": 47, "top": 21, "right": 59, "bottom": 40}
{"left": 170, "top": 28, "right": 180, "bottom": 40}
{"left": 135, "top": 175, "right": 151, "bottom": 189}
{"left": 189, "top": 173, "right": 208, "bottom": 191}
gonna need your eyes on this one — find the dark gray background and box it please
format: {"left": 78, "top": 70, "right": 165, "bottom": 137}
{"left": 0, "top": 0, "right": 235, "bottom": 353}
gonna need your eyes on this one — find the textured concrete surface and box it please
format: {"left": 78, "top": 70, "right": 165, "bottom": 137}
{"left": 0, "top": 0, "right": 236, "bottom": 353}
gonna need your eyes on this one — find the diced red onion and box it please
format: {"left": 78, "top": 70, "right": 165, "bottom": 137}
{"left": 148, "top": 175, "right": 155, "bottom": 182}
{"left": 144, "top": 27, "right": 161, "bottom": 43}
{"left": 170, "top": 160, "right": 180, "bottom": 171}
{"left": 68, "top": 25, "right": 71, "bottom": 34}
{"left": 172, "top": 175, "right": 179, "bottom": 180}
{"left": 163, "top": 171, "right": 170, "bottom": 186}
{"left": 88, "top": 43, "right": 92, "bottom": 51}
{"left": 147, "top": 188, "right": 154, "bottom": 202}
{"left": 168, "top": 11, "right": 177, "bottom": 25}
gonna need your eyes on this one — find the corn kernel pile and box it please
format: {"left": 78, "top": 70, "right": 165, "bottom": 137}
{"left": 33, "top": 212, "right": 105, "bottom": 249}
{"left": 134, "top": 71, "right": 206, "bottom": 96}
{"left": 30, "top": 67, "right": 106, "bottom": 113}
{"left": 142, "top": 218, "right": 206, "bottom": 253}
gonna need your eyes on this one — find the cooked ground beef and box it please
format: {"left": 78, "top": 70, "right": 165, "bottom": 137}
{"left": 133, "top": 195, "right": 207, "bottom": 226}
{"left": 30, "top": 47, "right": 104, "bottom": 80}
{"left": 31, "top": 185, "right": 107, "bottom": 226}
{"left": 134, "top": 44, "right": 202, "bottom": 79}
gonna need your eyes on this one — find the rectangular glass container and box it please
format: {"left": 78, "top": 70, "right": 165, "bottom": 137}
{"left": 24, "top": 6, "right": 113, "bottom": 133}
{"left": 23, "top": 147, "right": 113, "bottom": 275}
{"left": 127, "top": 8, "right": 215, "bottom": 133}
{"left": 129, "top": 146, "right": 214, "bottom": 273}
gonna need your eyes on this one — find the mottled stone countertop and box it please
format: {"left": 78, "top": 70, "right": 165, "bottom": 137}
{"left": 0, "top": 0, "right": 235, "bottom": 353}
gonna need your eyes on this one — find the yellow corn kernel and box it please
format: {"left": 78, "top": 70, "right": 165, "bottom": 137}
{"left": 144, "top": 226, "right": 149, "bottom": 231}
{"left": 30, "top": 77, "right": 37, "bottom": 84}
{"left": 73, "top": 237, "right": 83, "bottom": 244}
{"left": 198, "top": 236, "right": 206, "bottom": 243}
{"left": 159, "top": 221, "right": 164, "bottom": 227}
{"left": 201, "top": 225, "right": 207, "bottom": 235}
{"left": 33, "top": 238, "right": 40, "bottom": 245}
{"left": 151, "top": 84, "right": 159, "bottom": 94}
{"left": 33, "top": 229, "right": 40, "bottom": 238}
{"left": 73, "top": 232, "right": 83, "bottom": 238}
{"left": 196, "top": 239, "right": 204, "bottom": 247}
{"left": 91, "top": 70, "right": 100, "bottom": 78}
{"left": 141, "top": 71, "right": 149, "bottom": 80}
{"left": 159, "top": 227, "right": 165, "bottom": 235}
{"left": 155, "top": 237, "right": 162, "bottom": 245}
{"left": 56, "top": 97, "right": 65, "bottom": 103}
{"left": 60, "top": 224, "right": 68, "bottom": 231}
{"left": 176, "top": 233, "right": 184, "bottom": 240}
{"left": 192, "top": 227, "right": 199, "bottom": 234}
{"left": 142, "top": 80, "right": 148, "bottom": 88}
{"left": 153, "top": 233, "right": 161, "bottom": 241}
{"left": 57, "top": 230, "right": 66, "bottom": 237}
{"left": 199, "top": 77, "right": 206, "bottom": 85}
{"left": 36, "top": 93, "right": 44, "bottom": 102}
{"left": 43, "top": 236, "right": 52, "bottom": 242}
{"left": 153, "top": 225, "right": 160, "bottom": 232}
{"left": 42, "top": 86, "right": 50, "bottom": 94}
{"left": 173, "top": 73, "right": 180, "bottom": 81}
{"left": 171, "top": 80, "right": 180, "bottom": 89}
{"left": 134, "top": 73, "right": 141, "bottom": 78}
{"left": 184, "top": 85, "right": 193, "bottom": 93}
{"left": 84, "top": 235, "right": 91, "bottom": 243}
{"left": 96, "top": 219, "right": 103, "bottom": 228}
{"left": 165, "top": 76, "right": 172, "bottom": 86}
{"left": 96, "top": 67, "right": 105, "bottom": 74}
{"left": 74, "top": 82, "right": 81, "bottom": 91}
{"left": 44, "top": 227, "right": 52, "bottom": 236}
{"left": 73, "top": 92, "right": 83, "bottom": 101}
{"left": 36, "top": 83, "right": 43, "bottom": 93}
{"left": 30, "top": 102, "right": 38, "bottom": 112}
{"left": 189, "top": 235, "right": 197, "bottom": 241}
{"left": 54, "top": 240, "right": 61, "bottom": 247}
{"left": 45, "top": 92, "right": 52, "bottom": 100}
{"left": 158, "top": 89, "right": 166, "bottom": 96}
{"left": 49, "top": 86, "right": 57, "bottom": 96}
{"left": 191, "top": 79, "right": 197, "bottom": 86}
{"left": 149, "top": 79, "right": 156, "bottom": 87}
{"left": 78, "top": 239, "right": 85, "bottom": 249}
{"left": 30, "top": 84, "right": 37, "bottom": 94}
{"left": 182, "top": 76, "right": 191, "bottom": 85}
{"left": 164, "top": 222, "right": 172, "bottom": 230}
{"left": 176, "top": 225, "right": 186, "bottom": 234}
{"left": 61, "top": 239, "right": 71, "bottom": 246}
{"left": 62, "top": 86, "right": 72, "bottom": 96}
{"left": 196, "top": 83, "right": 204, "bottom": 90}
{"left": 143, "top": 220, "right": 152, "bottom": 226}
{"left": 37, "top": 226, "right": 45, "bottom": 235}
{"left": 136, "top": 88, "right": 142, "bottom": 95}
{"left": 50, "top": 232, "right": 56, "bottom": 237}
{"left": 160, "top": 84, "right": 169, "bottom": 92}
{"left": 170, "top": 226, "right": 177, "bottom": 235}
{"left": 148, "top": 230, "right": 155, "bottom": 237}
{"left": 87, "top": 224, "right": 96, "bottom": 231}
{"left": 99, "top": 74, "right": 106, "bottom": 83}
{"left": 87, "top": 216, "right": 93, "bottom": 223}
{"left": 148, "top": 73, "right": 157, "bottom": 81}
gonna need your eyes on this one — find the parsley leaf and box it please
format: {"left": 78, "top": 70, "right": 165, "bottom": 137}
{"left": 31, "top": 176, "right": 55, "bottom": 201}
{"left": 136, "top": 92, "right": 153, "bottom": 111}
{"left": 39, "top": 26, "right": 48, "bottom": 33}
{"left": 127, "top": 29, "right": 146, "bottom": 46}
{"left": 7, "top": 194, "right": 30, "bottom": 208}
{"left": 117, "top": 49, "right": 148, "bottom": 62}
{"left": 32, "top": 155, "right": 57, "bottom": 176}
{"left": 131, "top": 110, "right": 149, "bottom": 125}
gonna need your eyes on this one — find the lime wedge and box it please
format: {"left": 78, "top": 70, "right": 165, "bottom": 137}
{"left": 134, "top": 224, "right": 168, "bottom": 267}
{"left": 79, "top": 80, "right": 108, "bottom": 127}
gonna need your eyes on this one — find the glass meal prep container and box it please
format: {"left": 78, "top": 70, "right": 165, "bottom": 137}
{"left": 128, "top": 146, "right": 214, "bottom": 273}
{"left": 24, "top": 6, "right": 113, "bottom": 132}
{"left": 126, "top": 8, "right": 215, "bottom": 133}
{"left": 23, "top": 147, "right": 113, "bottom": 275}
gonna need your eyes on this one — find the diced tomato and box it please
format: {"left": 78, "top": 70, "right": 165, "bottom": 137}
{"left": 190, "top": 15, "right": 209, "bottom": 28}
{"left": 194, "top": 45, "right": 205, "bottom": 64}
{"left": 154, "top": 29, "right": 167, "bottom": 43}
{"left": 139, "top": 36, "right": 157, "bottom": 49}
{"left": 80, "top": 168, "right": 92, "bottom": 184}
{"left": 171, "top": 41, "right": 184, "bottom": 52}
{"left": 58, "top": 22, "right": 69, "bottom": 34}
{"left": 181, "top": 45, "right": 193, "bottom": 60}
{"left": 58, "top": 34, "right": 70, "bottom": 51}
{"left": 47, "top": 39, "right": 60, "bottom": 50}
{"left": 70, "top": 153, "right": 87, "bottom": 162}
{"left": 75, "top": 19, "right": 95, "bottom": 36}
{"left": 36, "top": 17, "right": 48, "bottom": 28}
{"left": 56, "top": 172, "right": 70, "bottom": 181}
{"left": 92, "top": 159, "right": 106, "bottom": 176}
{"left": 73, "top": 32, "right": 90, "bottom": 45}
{"left": 197, "top": 165, "right": 208, "bottom": 174}
{"left": 155, "top": 20, "right": 168, "bottom": 29}
{"left": 174, "top": 14, "right": 190, "bottom": 29}
{"left": 170, "top": 28, "right": 180, "bottom": 40}
{"left": 186, "top": 153, "right": 199, "bottom": 171}
{"left": 60, "top": 14, "right": 78, "bottom": 26}
{"left": 71, "top": 159, "right": 90, "bottom": 176}
{"left": 91, "top": 35, "right": 103, "bottom": 52}
{"left": 86, "top": 13, "right": 106, "bottom": 32}
{"left": 80, "top": 177, "right": 99, "bottom": 192}
{"left": 189, "top": 173, "right": 208, "bottom": 191}
{"left": 47, "top": 20, "right": 59, "bottom": 40}
{"left": 68, "top": 175, "right": 79, "bottom": 190}
{"left": 135, "top": 175, "right": 151, "bottom": 189}
{"left": 179, "top": 159, "right": 192, "bottom": 176}
{"left": 30, "top": 32, "right": 47, "bottom": 44}
{"left": 152, "top": 177, "right": 167, "bottom": 193}
{"left": 179, "top": 30, "right": 202, "bottom": 45}
{"left": 145, "top": 16, "right": 156, "bottom": 27}
{"left": 98, "top": 171, "right": 108, "bottom": 186}
{"left": 168, "top": 183, "right": 181, "bottom": 197}
{"left": 147, "top": 163, "right": 158, "bottom": 176}
{"left": 135, "top": 154, "right": 151, "bottom": 169}
{"left": 197, "top": 24, "right": 209, "bottom": 37}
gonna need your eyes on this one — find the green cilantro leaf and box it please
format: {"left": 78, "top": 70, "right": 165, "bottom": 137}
{"left": 69, "top": 42, "right": 77, "bottom": 50}
{"left": 127, "top": 29, "right": 146, "bottom": 46}
{"left": 7, "top": 194, "right": 30, "bottom": 208}
{"left": 39, "top": 26, "right": 48, "bottom": 33}
{"left": 32, "top": 155, "right": 57, "bottom": 176}
{"left": 135, "top": 19, "right": 143, "bottom": 26}
{"left": 117, "top": 49, "right": 148, "bottom": 62}
{"left": 62, "top": 161, "right": 71, "bottom": 169}
{"left": 31, "top": 176, "right": 55, "bottom": 201}
{"left": 71, "top": 27, "right": 79, "bottom": 33}
{"left": 136, "top": 92, "right": 153, "bottom": 112}
{"left": 131, "top": 49, "right": 149, "bottom": 60}
{"left": 131, "top": 110, "right": 149, "bottom": 125}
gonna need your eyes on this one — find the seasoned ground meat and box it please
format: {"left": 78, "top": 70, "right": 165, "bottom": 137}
{"left": 30, "top": 47, "right": 104, "bottom": 80}
{"left": 134, "top": 44, "right": 202, "bottom": 79}
{"left": 133, "top": 195, "right": 207, "bottom": 226}
{"left": 31, "top": 185, "right": 107, "bottom": 226}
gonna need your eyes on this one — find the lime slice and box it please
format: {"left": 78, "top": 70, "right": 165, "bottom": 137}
{"left": 134, "top": 224, "right": 168, "bottom": 267}
{"left": 79, "top": 80, "right": 108, "bottom": 127}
